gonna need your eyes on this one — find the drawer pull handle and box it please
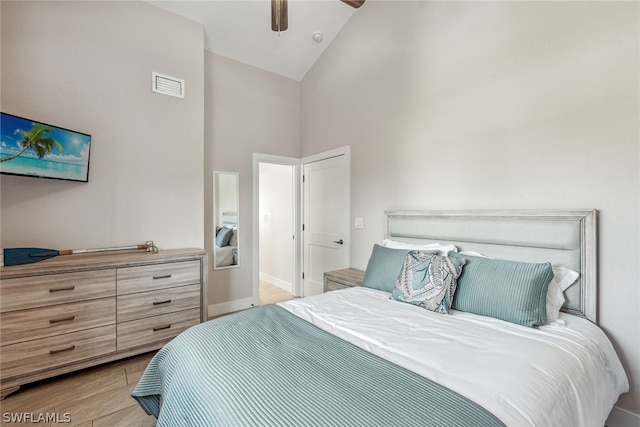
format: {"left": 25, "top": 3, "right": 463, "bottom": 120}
{"left": 50, "top": 286, "right": 75, "bottom": 293}
{"left": 49, "top": 316, "right": 76, "bottom": 324}
{"left": 50, "top": 345, "right": 76, "bottom": 355}
{"left": 153, "top": 299, "right": 172, "bottom": 306}
{"left": 153, "top": 274, "right": 172, "bottom": 280}
{"left": 153, "top": 324, "right": 171, "bottom": 332}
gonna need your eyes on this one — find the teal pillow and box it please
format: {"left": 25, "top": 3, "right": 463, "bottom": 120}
{"left": 391, "top": 251, "right": 466, "bottom": 314}
{"left": 362, "top": 245, "right": 438, "bottom": 293}
{"left": 451, "top": 252, "right": 553, "bottom": 327}
{"left": 216, "top": 227, "right": 233, "bottom": 247}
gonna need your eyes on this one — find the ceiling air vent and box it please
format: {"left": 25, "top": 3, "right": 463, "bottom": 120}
{"left": 152, "top": 72, "right": 185, "bottom": 99}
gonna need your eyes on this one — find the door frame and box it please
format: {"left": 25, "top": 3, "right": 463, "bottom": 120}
{"left": 252, "top": 146, "right": 351, "bottom": 304}
{"left": 301, "top": 146, "right": 351, "bottom": 296}
{"left": 252, "top": 153, "right": 301, "bottom": 306}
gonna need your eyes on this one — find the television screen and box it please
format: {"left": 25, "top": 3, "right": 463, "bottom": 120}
{"left": 0, "top": 112, "right": 91, "bottom": 182}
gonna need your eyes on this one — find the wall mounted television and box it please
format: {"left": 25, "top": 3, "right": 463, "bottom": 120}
{"left": 0, "top": 112, "right": 91, "bottom": 182}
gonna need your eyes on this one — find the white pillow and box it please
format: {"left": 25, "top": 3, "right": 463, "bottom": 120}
{"left": 546, "top": 266, "right": 579, "bottom": 323}
{"left": 228, "top": 229, "right": 238, "bottom": 247}
{"left": 382, "top": 239, "right": 458, "bottom": 256}
{"left": 458, "top": 251, "right": 579, "bottom": 324}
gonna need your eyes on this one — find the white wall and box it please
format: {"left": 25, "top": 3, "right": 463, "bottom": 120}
{"left": 216, "top": 173, "right": 238, "bottom": 224}
{"left": 1, "top": 1, "right": 204, "bottom": 251}
{"left": 259, "top": 163, "right": 294, "bottom": 291}
{"left": 301, "top": 1, "right": 639, "bottom": 416}
{"left": 204, "top": 52, "right": 300, "bottom": 308}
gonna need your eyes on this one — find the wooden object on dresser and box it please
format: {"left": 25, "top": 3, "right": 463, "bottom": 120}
{"left": 323, "top": 268, "right": 364, "bottom": 292}
{"left": 0, "top": 248, "right": 207, "bottom": 399}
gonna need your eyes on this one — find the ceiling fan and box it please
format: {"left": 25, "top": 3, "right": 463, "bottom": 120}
{"left": 271, "top": 0, "right": 365, "bottom": 32}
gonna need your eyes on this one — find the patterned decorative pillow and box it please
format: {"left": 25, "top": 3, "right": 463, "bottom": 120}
{"left": 391, "top": 251, "right": 466, "bottom": 313}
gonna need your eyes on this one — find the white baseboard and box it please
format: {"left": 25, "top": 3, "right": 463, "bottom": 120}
{"left": 606, "top": 406, "right": 640, "bottom": 427}
{"left": 208, "top": 274, "right": 293, "bottom": 319}
{"left": 259, "top": 272, "right": 292, "bottom": 293}
{"left": 207, "top": 297, "right": 254, "bottom": 319}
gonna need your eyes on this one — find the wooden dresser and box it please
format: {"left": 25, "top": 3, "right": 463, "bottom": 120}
{"left": 0, "top": 248, "right": 207, "bottom": 399}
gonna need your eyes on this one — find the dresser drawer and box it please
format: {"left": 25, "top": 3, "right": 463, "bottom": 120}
{"left": 117, "top": 284, "right": 200, "bottom": 323}
{"left": 0, "top": 270, "right": 116, "bottom": 312}
{"left": 117, "top": 261, "right": 201, "bottom": 295}
{"left": 117, "top": 308, "right": 200, "bottom": 351}
{"left": 1, "top": 325, "right": 116, "bottom": 380}
{"left": 1, "top": 298, "right": 116, "bottom": 346}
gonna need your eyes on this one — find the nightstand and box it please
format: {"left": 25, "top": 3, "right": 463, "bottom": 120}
{"left": 323, "top": 268, "right": 365, "bottom": 292}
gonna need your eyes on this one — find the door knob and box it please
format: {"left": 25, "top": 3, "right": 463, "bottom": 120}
{"left": 333, "top": 239, "right": 344, "bottom": 245}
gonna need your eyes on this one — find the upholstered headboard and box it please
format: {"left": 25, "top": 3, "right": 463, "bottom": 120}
{"left": 384, "top": 210, "right": 597, "bottom": 322}
{"left": 221, "top": 211, "right": 238, "bottom": 227}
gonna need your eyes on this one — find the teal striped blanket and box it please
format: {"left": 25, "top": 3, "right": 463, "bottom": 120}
{"left": 132, "top": 305, "right": 504, "bottom": 427}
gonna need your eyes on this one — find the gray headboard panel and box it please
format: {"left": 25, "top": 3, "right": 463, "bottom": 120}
{"left": 384, "top": 210, "right": 597, "bottom": 322}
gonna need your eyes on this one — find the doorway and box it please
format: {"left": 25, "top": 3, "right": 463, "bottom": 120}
{"left": 252, "top": 153, "right": 300, "bottom": 307}
{"left": 258, "top": 162, "right": 295, "bottom": 304}
{"left": 251, "top": 147, "right": 350, "bottom": 306}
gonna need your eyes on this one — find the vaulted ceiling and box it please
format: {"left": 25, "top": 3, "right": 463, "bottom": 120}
{"left": 148, "top": 1, "right": 359, "bottom": 81}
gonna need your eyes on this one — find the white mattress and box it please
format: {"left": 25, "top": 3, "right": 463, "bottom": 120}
{"left": 279, "top": 287, "right": 628, "bottom": 427}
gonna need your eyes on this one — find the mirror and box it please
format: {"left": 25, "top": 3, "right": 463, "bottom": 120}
{"left": 213, "top": 171, "right": 239, "bottom": 269}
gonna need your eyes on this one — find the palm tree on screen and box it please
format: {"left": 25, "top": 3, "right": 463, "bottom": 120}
{"left": 0, "top": 123, "right": 63, "bottom": 163}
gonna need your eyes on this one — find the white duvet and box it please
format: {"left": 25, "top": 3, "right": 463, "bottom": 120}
{"left": 279, "top": 287, "right": 628, "bottom": 427}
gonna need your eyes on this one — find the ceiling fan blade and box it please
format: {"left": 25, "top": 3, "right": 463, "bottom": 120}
{"left": 271, "top": 0, "right": 288, "bottom": 32}
{"left": 340, "top": 0, "right": 365, "bottom": 8}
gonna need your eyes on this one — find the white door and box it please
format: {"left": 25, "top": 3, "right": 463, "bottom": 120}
{"left": 302, "top": 153, "right": 350, "bottom": 296}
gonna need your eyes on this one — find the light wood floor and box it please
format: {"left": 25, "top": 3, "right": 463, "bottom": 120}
{"left": 259, "top": 280, "right": 295, "bottom": 305}
{"left": 1, "top": 352, "right": 157, "bottom": 426}
{"left": 1, "top": 283, "right": 294, "bottom": 426}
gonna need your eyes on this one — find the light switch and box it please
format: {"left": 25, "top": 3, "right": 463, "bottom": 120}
{"left": 354, "top": 217, "right": 364, "bottom": 229}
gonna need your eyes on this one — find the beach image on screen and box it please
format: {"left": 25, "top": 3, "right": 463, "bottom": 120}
{"left": 0, "top": 113, "right": 91, "bottom": 182}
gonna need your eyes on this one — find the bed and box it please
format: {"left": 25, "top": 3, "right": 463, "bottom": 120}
{"left": 133, "top": 210, "right": 629, "bottom": 426}
{"left": 213, "top": 238, "right": 237, "bottom": 267}
{"left": 214, "top": 212, "right": 238, "bottom": 268}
